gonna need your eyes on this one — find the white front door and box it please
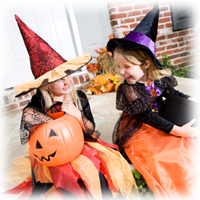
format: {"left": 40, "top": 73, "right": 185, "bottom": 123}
{"left": 0, "top": 0, "right": 76, "bottom": 90}
{"left": 71, "top": 0, "right": 112, "bottom": 63}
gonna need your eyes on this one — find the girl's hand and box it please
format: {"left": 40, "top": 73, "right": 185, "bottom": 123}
{"left": 62, "top": 95, "right": 82, "bottom": 121}
{"left": 170, "top": 118, "right": 199, "bottom": 138}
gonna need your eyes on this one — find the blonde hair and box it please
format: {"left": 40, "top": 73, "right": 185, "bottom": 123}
{"left": 39, "top": 88, "right": 54, "bottom": 112}
{"left": 114, "top": 46, "right": 171, "bottom": 79}
{"left": 39, "top": 80, "right": 82, "bottom": 113}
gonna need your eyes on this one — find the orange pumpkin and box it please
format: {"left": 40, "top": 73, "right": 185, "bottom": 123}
{"left": 29, "top": 114, "right": 84, "bottom": 167}
{"left": 114, "top": 82, "right": 121, "bottom": 91}
{"left": 94, "top": 73, "right": 114, "bottom": 92}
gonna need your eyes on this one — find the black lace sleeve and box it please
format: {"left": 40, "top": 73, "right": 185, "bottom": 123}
{"left": 116, "top": 81, "right": 155, "bottom": 115}
{"left": 19, "top": 90, "right": 53, "bottom": 144}
{"left": 77, "top": 90, "right": 100, "bottom": 141}
{"left": 20, "top": 107, "right": 54, "bottom": 144}
{"left": 77, "top": 90, "right": 95, "bottom": 125}
{"left": 116, "top": 81, "right": 174, "bottom": 134}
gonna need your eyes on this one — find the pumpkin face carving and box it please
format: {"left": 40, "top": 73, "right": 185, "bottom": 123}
{"left": 29, "top": 115, "right": 84, "bottom": 167}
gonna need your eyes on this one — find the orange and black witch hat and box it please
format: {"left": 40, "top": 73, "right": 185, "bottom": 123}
{"left": 14, "top": 15, "right": 91, "bottom": 97}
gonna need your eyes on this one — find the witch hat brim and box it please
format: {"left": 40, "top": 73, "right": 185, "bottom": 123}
{"left": 14, "top": 14, "right": 92, "bottom": 97}
{"left": 107, "top": 1, "right": 162, "bottom": 69}
{"left": 14, "top": 53, "right": 92, "bottom": 97}
{"left": 107, "top": 37, "right": 162, "bottom": 69}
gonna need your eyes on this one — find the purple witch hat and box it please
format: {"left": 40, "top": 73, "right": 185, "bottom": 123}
{"left": 107, "top": 1, "right": 162, "bottom": 69}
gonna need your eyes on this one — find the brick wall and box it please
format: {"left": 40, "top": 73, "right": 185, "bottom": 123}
{"left": 0, "top": 72, "right": 94, "bottom": 114}
{"left": 107, "top": 0, "right": 198, "bottom": 72}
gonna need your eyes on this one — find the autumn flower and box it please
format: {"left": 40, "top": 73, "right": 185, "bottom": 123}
{"left": 109, "top": 34, "right": 115, "bottom": 40}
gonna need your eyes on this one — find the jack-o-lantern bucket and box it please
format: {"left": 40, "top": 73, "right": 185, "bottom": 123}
{"left": 29, "top": 114, "right": 84, "bottom": 167}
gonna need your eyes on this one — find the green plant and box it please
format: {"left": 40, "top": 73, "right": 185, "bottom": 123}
{"left": 118, "top": 170, "right": 156, "bottom": 200}
{"left": 173, "top": 67, "right": 191, "bottom": 78}
{"left": 133, "top": 170, "right": 155, "bottom": 199}
{"left": 160, "top": 54, "right": 178, "bottom": 76}
{"left": 179, "top": 67, "right": 193, "bottom": 78}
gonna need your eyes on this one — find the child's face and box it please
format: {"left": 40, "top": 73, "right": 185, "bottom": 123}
{"left": 114, "top": 52, "right": 144, "bottom": 84}
{"left": 48, "top": 75, "right": 73, "bottom": 97}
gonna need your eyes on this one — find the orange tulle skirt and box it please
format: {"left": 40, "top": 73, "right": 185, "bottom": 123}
{"left": 123, "top": 123, "right": 200, "bottom": 200}
{"left": 3, "top": 140, "right": 139, "bottom": 200}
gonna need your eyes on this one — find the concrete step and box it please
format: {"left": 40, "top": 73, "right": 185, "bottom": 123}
{"left": 175, "top": 77, "right": 200, "bottom": 102}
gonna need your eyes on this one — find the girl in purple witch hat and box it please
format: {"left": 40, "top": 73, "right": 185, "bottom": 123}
{"left": 107, "top": 2, "right": 200, "bottom": 200}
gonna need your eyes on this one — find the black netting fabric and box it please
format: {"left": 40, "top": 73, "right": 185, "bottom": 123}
{"left": 116, "top": 81, "right": 156, "bottom": 115}
{"left": 81, "top": 113, "right": 100, "bottom": 142}
{"left": 112, "top": 76, "right": 189, "bottom": 150}
{"left": 20, "top": 107, "right": 54, "bottom": 145}
{"left": 112, "top": 81, "right": 151, "bottom": 147}
{"left": 20, "top": 90, "right": 99, "bottom": 144}
{"left": 112, "top": 112, "right": 143, "bottom": 145}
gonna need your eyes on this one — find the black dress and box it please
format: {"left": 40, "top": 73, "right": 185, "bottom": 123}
{"left": 113, "top": 75, "right": 190, "bottom": 150}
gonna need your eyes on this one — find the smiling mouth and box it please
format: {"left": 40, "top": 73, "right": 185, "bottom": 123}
{"left": 34, "top": 151, "right": 56, "bottom": 162}
{"left": 63, "top": 85, "right": 70, "bottom": 90}
{"left": 126, "top": 77, "right": 132, "bottom": 81}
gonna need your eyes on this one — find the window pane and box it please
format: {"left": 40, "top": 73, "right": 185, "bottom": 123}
{"left": 170, "top": 0, "right": 195, "bottom": 31}
{"left": 194, "top": 0, "right": 200, "bottom": 21}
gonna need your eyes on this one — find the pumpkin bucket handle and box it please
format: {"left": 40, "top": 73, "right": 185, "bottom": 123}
{"left": 45, "top": 102, "right": 67, "bottom": 119}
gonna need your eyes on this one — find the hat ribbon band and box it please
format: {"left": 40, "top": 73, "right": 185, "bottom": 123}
{"left": 124, "top": 31, "right": 156, "bottom": 55}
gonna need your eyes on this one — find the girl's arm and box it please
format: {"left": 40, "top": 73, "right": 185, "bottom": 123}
{"left": 22, "top": 107, "right": 53, "bottom": 125}
{"left": 21, "top": 89, "right": 54, "bottom": 126}
{"left": 20, "top": 107, "right": 54, "bottom": 145}
{"left": 61, "top": 91, "right": 95, "bottom": 136}
{"left": 139, "top": 108, "right": 174, "bottom": 133}
{"left": 140, "top": 108, "right": 199, "bottom": 138}
{"left": 61, "top": 100, "right": 94, "bottom": 134}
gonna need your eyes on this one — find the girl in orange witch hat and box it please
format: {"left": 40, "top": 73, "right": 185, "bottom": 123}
{"left": 3, "top": 15, "right": 139, "bottom": 200}
{"left": 107, "top": 2, "right": 200, "bottom": 200}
